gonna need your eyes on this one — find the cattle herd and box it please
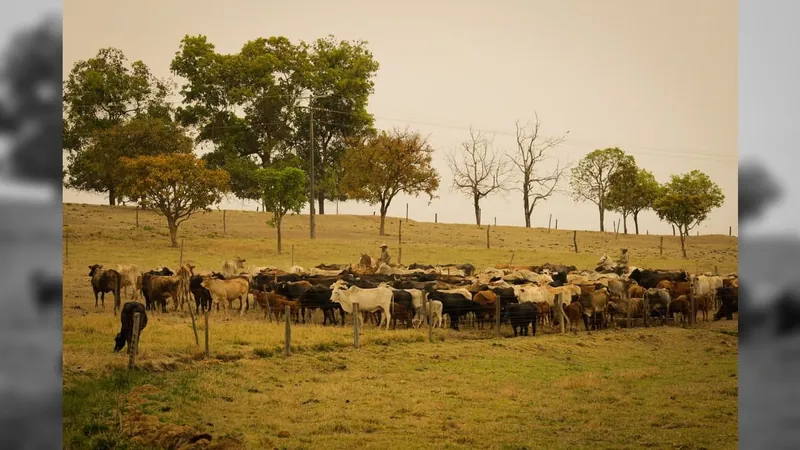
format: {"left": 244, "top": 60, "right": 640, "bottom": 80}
{"left": 87, "top": 257, "right": 740, "bottom": 340}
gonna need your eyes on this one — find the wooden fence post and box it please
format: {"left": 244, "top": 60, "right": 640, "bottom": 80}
{"left": 509, "top": 252, "right": 515, "bottom": 265}
{"left": 136, "top": 206, "right": 139, "bottom": 228}
{"left": 406, "top": 203, "right": 409, "bottom": 223}
{"left": 283, "top": 305, "right": 292, "bottom": 356}
{"left": 729, "top": 226, "right": 732, "bottom": 236}
{"left": 353, "top": 303, "right": 360, "bottom": 348}
{"left": 128, "top": 313, "right": 141, "bottom": 369}
{"left": 435, "top": 213, "right": 438, "bottom": 224}
{"left": 625, "top": 291, "right": 631, "bottom": 329}
{"left": 548, "top": 214, "right": 552, "bottom": 233}
{"left": 398, "top": 221, "right": 402, "bottom": 246}
{"left": 223, "top": 210, "right": 227, "bottom": 234}
{"left": 494, "top": 217, "right": 496, "bottom": 226}
{"left": 659, "top": 236, "right": 664, "bottom": 256}
{"left": 555, "top": 219, "right": 558, "bottom": 230}
{"left": 558, "top": 293, "right": 565, "bottom": 333}
{"left": 187, "top": 293, "right": 199, "bottom": 346}
{"left": 495, "top": 294, "right": 501, "bottom": 338}
{"left": 486, "top": 225, "right": 490, "bottom": 249}
{"left": 643, "top": 297, "right": 649, "bottom": 328}
{"left": 398, "top": 247, "right": 402, "bottom": 265}
{"left": 204, "top": 311, "right": 210, "bottom": 358}
{"left": 573, "top": 231, "right": 578, "bottom": 253}
{"left": 714, "top": 265, "right": 718, "bottom": 276}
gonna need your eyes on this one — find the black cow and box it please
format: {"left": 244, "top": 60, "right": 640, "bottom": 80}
{"left": 714, "top": 286, "right": 739, "bottom": 321}
{"left": 189, "top": 275, "right": 212, "bottom": 313}
{"left": 504, "top": 302, "right": 538, "bottom": 336}
{"left": 549, "top": 271, "right": 568, "bottom": 287}
{"left": 88, "top": 264, "right": 122, "bottom": 312}
{"left": 252, "top": 272, "right": 306, "bottom": 292}
{"left": 299, "top": 284, "right": 344, "bottom": 325}
{"left": 114, "top": 301, "right": 148, "bottom": 352}
{"left": 427, "top": 291, "right": 479, "bottom": 331}
{"left": 628, "top": 269, "right": 689, "bottom": 289}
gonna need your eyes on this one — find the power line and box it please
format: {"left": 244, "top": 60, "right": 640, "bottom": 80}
{"left": 64, "top": 103, "right": 735, "bottom": 162}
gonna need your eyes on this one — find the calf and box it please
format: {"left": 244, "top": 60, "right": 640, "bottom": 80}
{"left": 695, "top": 293, "right": 712, "bottom": 322}
{"left": 472, "top": 290, "right": 498, "bottom": 329}
{"left": 88, "top": 264, "right": 122, "bottom": 314}
{"left": 563, "top": 301, "right": 585, "bottom": 333}
{"left": 536, "top": 302, "right": 551, "bottom": 327}
{"left": 390, "top": 302, "right": 413, "bottom": 329}
{"left": 505, "top": 302, "right": 538, "bottom": 336}
{"left": 413, "top": 300, "right": 444, "bottom": 328}
{"left": 644, "top": 288, "right": 671, "bottom": 325}
{"left": 714, "top": 286, "right": 738, "bottom": 321}
{"left": 114, "top": 301, "right": 148, "bottom": 353}
{"left": 669, "top": 295, "right": 691, "bottom": 325}
{"left": 271, "top": 293, "right": 302, "bottom": 323}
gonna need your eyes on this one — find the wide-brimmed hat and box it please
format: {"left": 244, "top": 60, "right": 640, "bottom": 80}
{"left": 380, "top": 243, "right": 388, "bottom": 248}
{"left": 621, "top": 248, "right": 628, "bottom": 252}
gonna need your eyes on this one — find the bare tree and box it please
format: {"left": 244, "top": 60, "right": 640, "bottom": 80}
{"left": 446, "top": 127, "right": 511, "bottom": 227}
{"left": 510, "top": 115, "right": 570, "bottom": 227}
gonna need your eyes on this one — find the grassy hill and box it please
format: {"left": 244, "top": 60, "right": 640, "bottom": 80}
{"left": 62, "top": 203, "right": 738, "bottom": 275}
{"left": 62, "top": 203, "right": 739, "bottom": 449}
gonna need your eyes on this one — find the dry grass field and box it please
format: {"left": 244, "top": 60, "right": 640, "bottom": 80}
{"left": 63, "top": 203, "right": 739, "bottom": 449}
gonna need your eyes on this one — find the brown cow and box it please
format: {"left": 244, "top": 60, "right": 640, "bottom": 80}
{"left": 657, "top": 280, "right": 691, "bottom": 299}
{"left": 695, "top": 292, "right": 712, "bottom": 322}
{"left": 88, "top": 264, "right": 122, "bottom": 314}
{"left": 271, "top": 294, "right": 301, "bottom": 323}
{"left": 473, "top": 290, "right": 498, "bottom": 329}
{"left": 562, "top": 301, "right": 585, "bottom": 334}
{"left": 627, "top": 282, "right": 645, "bottom": 300}
{"left": 147, "top": 275, "right": 184, "bottom": 313}
{"left": 536, "top": 302, "right": 551, "bottom": 327}
{"left": 577, "top": 288, "right": 611, "bottom": 331}
{"left": 669, "top": 295, "right": 691, "bottom": 325}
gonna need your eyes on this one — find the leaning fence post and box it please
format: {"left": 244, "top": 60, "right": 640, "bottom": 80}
{"left": 548, "top": 214, "right": 552, "bottom": 233}
{"left": 204, "top": 310, "right": 210, "bottom": 358}
{"left": 187, "top": 296, "right": 199, "bottom": 345}
{"left": 283, "top": 305, "right": 292, "bottom": 356}
{"left": 353, "top": 302, "right": 360, "bottom": 348}
{"left": 558, "top": 293, "right": 565, "bottom": 333}
{"left": 129, "top": 312, "right": 141, "bottom": 369}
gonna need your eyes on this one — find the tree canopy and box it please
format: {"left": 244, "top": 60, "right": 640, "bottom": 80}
{"left": 653, "top": 170, "right": 725, "bottom": 257}
{"left": 341, "top": 128, "right": 440, "bottom": 236}
{"left": 569, "top": 147, "right": 633, "bottom": 232}
{"left": 116, "top": 154, "right": 230, "bottom": 247}
{"left": 62, "top": 47, "right": 171, "bottom": 204}
{"left": 254, "top": 167, "right": 308, "bottom": 254}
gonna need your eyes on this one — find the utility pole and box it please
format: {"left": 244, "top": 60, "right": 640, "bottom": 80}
{"left": 309, "top": 97, "right": 316, "bottom": 239}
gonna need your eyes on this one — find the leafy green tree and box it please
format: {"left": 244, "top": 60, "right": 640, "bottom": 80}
{"left": 65, "top": 117, "right": 193, "bottom": 204}
{"left": 292, "top": 36, "right": 380, "bottom": 214}
{"left": 628, "top": 169, "right": 660, "bottom": 234}
{"left": 254, "top": 167, "right": 308, "bottom": 254}
{"left": 341, "top": 128, "right": 440, "bottom": 236}
{"left": 62, "top": 47, "right": 171, "bottom": 204}
{"left": 117, "top": 154, "right": 231, "bottom": 247}
{"left": 569, "top": 147, "right": 634, "bottom": 231}
{"left": 604, "top": 158, "right": 640, "bottom": 234}
{"left": 170, "top": 35, "right": 307, "bottom": 169}
{"left": 653, "top": 170, "right": 725, "bottom": 258}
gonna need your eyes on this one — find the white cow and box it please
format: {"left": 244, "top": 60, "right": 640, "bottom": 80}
{"left": 113, "top": 263, "right": 141, "bottom": 300}
{"left": 514, "top": 285, "right": 546, "bottom": 303}
{"left": 288, "top": 265, "right": 307, "bottom": 275}
{"left": 413, "top": 300, "right": 444, "bottom": 328}
{"left": 330, "top": 284, "right": 394, "bottom": 330}
{"left": 220, "top": 257, "right": 246, "bottom": 278}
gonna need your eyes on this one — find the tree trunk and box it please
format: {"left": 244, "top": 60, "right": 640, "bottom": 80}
{"left": 318, "top": 194, "right": 325, "bottom": 215}
{"left": 523, "top": 192, "right": 531, "bottom": 228}
{"left": 679, "top": 225, "right": 687, "bottom": 258}
{"left": 598, "top": 205, "right": 605, "bottom": 232}
{"left": 379, "top": 207, "right": 387, "bottom": 236}
{"left": 108, "top": 187, "right": 116, "bottom": 206}
{"left": 276, "top": 215, "right": 282, "bottom": 255}
{"left": 474, "top": 195, "right": 481, "bottom": 227}
{"left": 167, "top": 218, "right": 179, "bottom": 248}
{"left": 622, "top": 214, "right": 628, "bottom": 234}
{"left": 633, "top": 212, "right": 640, "bottom": 235}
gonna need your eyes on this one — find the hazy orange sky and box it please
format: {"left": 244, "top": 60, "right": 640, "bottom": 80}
{"left": 62, "top": 0, "right": 737, "bottom": 235}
